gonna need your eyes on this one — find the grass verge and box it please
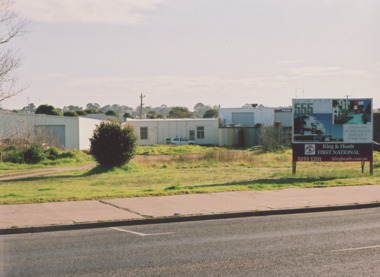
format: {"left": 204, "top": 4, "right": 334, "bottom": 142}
{"left": 0, "top": 148, "right": 379, "bottom": 204}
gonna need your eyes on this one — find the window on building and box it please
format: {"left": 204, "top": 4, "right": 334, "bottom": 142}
{"left": 189, "top": 130, "right": 195, "bottom": 140}
{"left": 197, "top": 126, "right": 204, "bottom": 139}
{"left": 140, "top": 127, "right": 148, "bottom": 140}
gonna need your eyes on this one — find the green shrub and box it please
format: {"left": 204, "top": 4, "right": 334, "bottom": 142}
{"left": 4, "top": 151, "right": 24, "bottom": 163}
{"left": 23, "top": 145, "right": 47, "bottom": 164}
{"left": 59, "top": 151, "right": 76, "bottom": 159}
{"left": 45, "top": 147, "right": 60, "bottom": 160}
{"left": 63, "top": 111, "right": 78, "bottom": 117}
{"left": 90, "top": 120, "right": 137, "bottom": 167}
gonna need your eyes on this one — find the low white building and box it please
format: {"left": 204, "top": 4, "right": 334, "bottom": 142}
{"left": 125, "top": 118, "right": 219, "bottom": 146}
{"left": 0, "top": 111, "right": 101, "bottom": 150}
{"left": 274, "top": 108, "right": 292, "bottom": 127}
{"left": 219, "top": 107, "right": 274, "bottom": 127}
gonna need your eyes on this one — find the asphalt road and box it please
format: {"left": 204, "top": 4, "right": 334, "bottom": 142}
{"left": 2, "top": 208, "right": 380, "bottom": 276}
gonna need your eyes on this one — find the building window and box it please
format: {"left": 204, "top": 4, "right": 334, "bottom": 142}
{"left": 197, "top": 126, "right": 204, "bottom": 139}
{"left": 140, "top": 127, "right": 148, "bottom": 140}
{"left": 189, "top": 130, "right": 195, "bottom": 140}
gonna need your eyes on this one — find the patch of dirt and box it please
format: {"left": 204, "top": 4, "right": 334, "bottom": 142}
{"left": 0, "top": 163, "right": 96, "bottom": 182}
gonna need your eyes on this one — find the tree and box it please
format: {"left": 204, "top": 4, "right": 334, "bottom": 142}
{"left": 90, "top": 120, "right": 137, "bottom": 167}
{"left": 86, "top": 103, "right": 100, "bottom": 110}
{"left": 203, "top": 109, "right": 219, "bottom": 118}
{"left": 146, "top": 110, "right": 158, "bottom": 119}
{"left": 63, "top": 111, "right": 78, "bottom": 117}
{"left": 35, "top": 104, "right": 63, "bottom": 116}
{"left": 64, "top": 105, "right": 82, "bottom": 111}
{"left": 168, "top": 107, "right": 193, "bottom": 118}
{"left": 158, "top": 104, "right": 170, "bottom": 115}
{"left": 123, "top": 112, "right": 133, "bottom": 119}
{"left": 21, "top": 103, "right": 36, "bottom": 113}
{"left": 193, "top": 102, "right": 205, "bottom": 117}
{"left": 76, "top": 110, "right": 87, "bottom": 116}
{"left": 105, "top": 110, "right": 120, "bottom": 118}
{"left": 84, "top": 108, "right": 103, "bottom": 114}
{"left": 0, "top": 0, "right": 25, "bottom": 104}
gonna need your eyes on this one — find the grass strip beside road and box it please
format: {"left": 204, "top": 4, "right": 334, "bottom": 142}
{"left": 0, "top": 149, "right": 379, "bottom": 204}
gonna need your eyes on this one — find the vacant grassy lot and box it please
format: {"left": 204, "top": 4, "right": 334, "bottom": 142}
{"left": 0, "top": 146, "right": 379, "bottom": 204}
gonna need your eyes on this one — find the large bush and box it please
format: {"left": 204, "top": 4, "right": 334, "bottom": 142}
{"left": 35, "top": 104, "right": 63, "bottom": 116}
{"left": 90, "top": 120, "right": 137, "bottom": 167}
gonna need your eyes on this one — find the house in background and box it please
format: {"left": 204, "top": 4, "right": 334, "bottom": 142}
{"left": 0, "top": 111, "right": 101, "bottom": 150}
{"left": 125, "top": 118, "right": 219, "bottom": 146}
{"left": 218, "top": 106, "right": 275, "bottom": 147}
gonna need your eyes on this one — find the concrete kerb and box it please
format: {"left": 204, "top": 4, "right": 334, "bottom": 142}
{"left": 2, "top": 202, "right": 380, "bottom": 235}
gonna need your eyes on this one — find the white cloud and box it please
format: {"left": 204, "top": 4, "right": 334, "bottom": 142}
{"left": 13, "top": 0, "right": 164, "bottom": 25}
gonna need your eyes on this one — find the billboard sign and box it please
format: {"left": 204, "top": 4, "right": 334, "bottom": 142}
{"left": 292, "top": 98, "right": 373, "bottom": 162}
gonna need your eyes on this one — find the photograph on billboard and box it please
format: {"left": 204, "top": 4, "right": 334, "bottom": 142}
{"left": 292, "top": 98, "right": 373, "bottom": 162}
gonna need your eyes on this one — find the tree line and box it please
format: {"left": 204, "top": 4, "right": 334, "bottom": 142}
{"left": 15, "top": 102, "right": 219, "bottom": 119}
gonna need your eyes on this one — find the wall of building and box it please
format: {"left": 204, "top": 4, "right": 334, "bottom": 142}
{"left": 78, "top": 117, "right": 102, "bottom": 150}
{"left": 219, "top": 107, "right": 274, "bottom": 127}
{"left": 126, "top": 118, "right": 219, "bottom": 145}
{"left": 274, "top": 109, "right": 292, "bottom": 127}
{"left": 0, "top": 112, "right": 100, "bottom": 150}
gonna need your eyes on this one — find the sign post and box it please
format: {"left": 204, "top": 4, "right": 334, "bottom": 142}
{"left": 292, "top": 98, "right": 373, "bottom": 174}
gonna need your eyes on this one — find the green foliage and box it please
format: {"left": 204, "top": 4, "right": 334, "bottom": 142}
{"left": 45, "top": 147, "right": 60, "bottom": 160}
{"left": 35, "top": 104, "right": 63, "bottom": 116}
{"left": 59, "top": 151, "right": 76, "bottom": 159}
{"left": 23, "top": 145, "right": 47, "bottom": 164}
{"left": 105, "top": 110, "right": 120, "bottom": 117}
{"left": 76, "top": 110, "right": 87, "bottom": 116}
{"left": 90, "top": 120, "right": 137, "bottom": 167}
{"left": 2, "top": 145, "right": 81, "bottom": 164}
{"left": 123, "top": 112, "right": 133, "bottom": 119}
{"left": 203, "top": 109, "right": 219, "bottom": 118}
{"left": 4, "top": 150, "right": 24, "bottom": 163}
{"left": 84, "top": 109, "right": 104, "bottom": 114}
{"left": 168, "top": 106, "right": 194, "bottom": 118}
{"left": 63, "top": 111, "right": 78, "bottom": 117}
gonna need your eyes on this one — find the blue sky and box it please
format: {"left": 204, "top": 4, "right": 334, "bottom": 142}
{"left": 3, "top": 0, "right": 380, "bottom": 110}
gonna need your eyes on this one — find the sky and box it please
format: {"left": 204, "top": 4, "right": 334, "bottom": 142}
{"left": 3, "top": 0, "right": 380, "bottom": 111}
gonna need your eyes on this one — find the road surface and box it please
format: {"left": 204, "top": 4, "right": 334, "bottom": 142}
{"left": 2, "top": 207, "right": 380, "bottom": 276}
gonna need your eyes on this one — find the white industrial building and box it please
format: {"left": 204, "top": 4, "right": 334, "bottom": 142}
{"left": 274, "top": 108, "right": 292, "bottom": 127}
{"left": 125, "top": 118, "right": 219, "bottom": 146}
{"left": 219, "top": 107, "right": 274, "bottom": 127}
{"left": 0, "top": 111, "right": 101, "bottom": 150}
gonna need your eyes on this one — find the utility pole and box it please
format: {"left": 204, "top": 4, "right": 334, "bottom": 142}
{"left": 139, "top": 93, "right": 146, "bottom": 119}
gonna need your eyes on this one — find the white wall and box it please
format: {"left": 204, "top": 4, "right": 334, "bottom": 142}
{"left": 126, "top": 118, "right": 219, "bottom": 145}
{"left": 0, "top": 112, "right": 101, "bottom": 150}
{"left": 78, "top": 117, "right": 102, "bottom": 150}
{"left": 219, "top": 107, "right": 274, "bottom": 126}
{"left": 274, "top": 111, "right": 292, "bottom": 127}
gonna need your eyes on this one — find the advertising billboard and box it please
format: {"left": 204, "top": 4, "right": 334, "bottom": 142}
{"left": 292, "top": 98, "right": 373, "bottom": 162}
